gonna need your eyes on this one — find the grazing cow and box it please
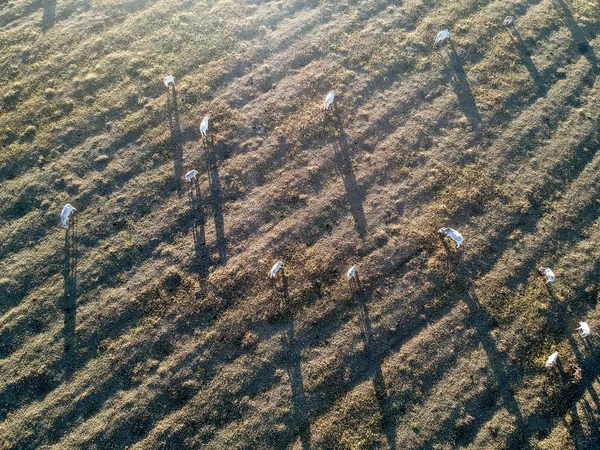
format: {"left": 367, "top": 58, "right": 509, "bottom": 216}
{"left": 438, "top": 227, "right": 464, "bottom": 248}
{"left": 435, "top": 30, "right": 451, "bottom": 47}
{"left": 163, "top": 75, "right": 175, "bottom": 87}
{"left": 503, "top": 16, "right": 515, "bottom": 26}
{"left": 347, "top": 266, "right": 357, "bottom": 280}
{"left": 185, "top": 169, "right": 198, "bottom": 182}
{"left": 539, "top": 267, "right": 555, "bottom": 284}
{"left": 347, "top": 265, "right": 359, "bottom": 291}
{"left": 576, "top": 322, "right": 591, "bottom": 337}
{"left": 61, "top": 204, "right": 76, "bottom": 229}
{"left": 323, "top": 91, "right": 335, "bottom": 110}
{"left": 270, "top": 261, "right": 284, "bottom": 278}
{"left": 199, "top": 115, "right": 210, "bottom": 137}
{"left": 545, "top": 351, "right": 558, "bottom": 367}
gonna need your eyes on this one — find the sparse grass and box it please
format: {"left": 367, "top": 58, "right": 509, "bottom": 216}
{"left": 0, "top": 0, "right": 599, "bottom": 449}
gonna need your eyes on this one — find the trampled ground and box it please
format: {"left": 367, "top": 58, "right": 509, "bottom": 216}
{"left": 0, "top": 0, "right": 599, "bottom": 448}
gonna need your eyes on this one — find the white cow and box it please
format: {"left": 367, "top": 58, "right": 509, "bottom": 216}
{"left": 576, "top": 322, "right": 591, "bottom": 337}
{"left": 435, "top": 30, "right": 451, "bottom": 47}
{"left": 61, "top": 204, "right": 76, "bottom": 229}
{"left": 323, "top": 91, "right": 335, "bottom": 110}
{"left": 347, "top": 266, "right": 357, "bottom": 280}
{"left": 503, "top": 16, "right": 515, "bottom": 26}
{"left": 185, "top": 169, "right": 198, "bottom": 182}
{"left": 270, "top": 261, "right": 284, "bottom": 278}
{"left": 163, "top": 75, "right": 175, "bottom": 88}
{"left": 539, "top": 267, "right": 555, "bottom": 284}
{"left": 438, "top": 227, "right": 464, "bottom": 248}
{"left": 545, "top": 351, "right": 558, "bottom": 367}
{"left": 199, "top": 115, "right": 210, "bottom": 137}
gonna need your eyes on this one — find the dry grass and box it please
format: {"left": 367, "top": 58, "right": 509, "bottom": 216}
{"left": 0, "top": 0, "right": 599, "bottom": 448}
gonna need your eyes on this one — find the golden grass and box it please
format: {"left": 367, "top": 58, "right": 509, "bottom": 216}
{"left": 0, "top": 0, "right": 599, "bottom": 448}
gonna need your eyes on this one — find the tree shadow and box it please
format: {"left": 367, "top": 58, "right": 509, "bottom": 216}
{"left": 41, "top": 0, "right": 56, "bottom": 31}
{"left": 446, "top": 42, "right": 484, "bottom": 141}
{"left": 354, "top": 275, "right": 397, "bottom": 450}
{"left": 187, "top": 177, "right": 208, "bottom": 275}
{"left": 554, "top": 0, "right": 598, "bottom": 72}
{"left": 167, "top": 85, "right": 184, "bottom": 184}
{"left": 327, "top": 110, "right": 367, "bottom": 238}
{"left": 62, "top": 214, "right": 78, "bottom": 378}
{"left": 508, "top": 26, "right": 547, "bottom": 94}
{"left": 204, "top": 137, "right": 227, "bottom": 264}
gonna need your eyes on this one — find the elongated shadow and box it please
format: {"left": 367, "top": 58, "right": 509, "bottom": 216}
{"left": 62, "top": 214, "right": 78, "bottom": 378}
{"left": 554, "top": 0, "right": 598, "bottom": 71}
{"left": 509, "top": 277, "right": 600, "bottom": 446}
{"left": 447, "top": 42, "right": 484, "bottom": 141}
{"left": 328, "top": 111, "right": 367, "bottom": 237}
{"left": 188, "top": 177, "right": 208, "bottom": 275}
{"left": 519, "top": 336, "right": 600, "bottom": 446}
{"left": 436, "top": 150, "right": 600, "bottom": 446}
{"left": 431, "top": 232, "right": 535, "bottom": 447}
{"left": 272, "top": 269, "right": 289, "bottom": 312}
{"left": 167, "top": 86, "right": 184, "bottom": 183}
{"left": 502, "top": 157, "right": 600, "bottom": 292}
{"left": 42, "top": 0, "right": 56, "bottom": 31}
{"left": 354, "top": 276, "right": 397, "bottom": 450}
{"left": 508, "top": 26, "right": 547, "bottom": 93}
{"left": 286, "top": 320, "right": 312, "bottom": 450}
{"left": 457, "top": 293, "right": 531, "bottom": 448}
{"left": 453, "top": 259, "right": 531, "bottom": 449}
{"left": 205, "top": 137, "right": 227, "bottom": 264}
{"left": 0, "top": 195, "right": 234, "bottom": 427}
{"left": 275, "top": 268, "right": 311, "bottom": 447}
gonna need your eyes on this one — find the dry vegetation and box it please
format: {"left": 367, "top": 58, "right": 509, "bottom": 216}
{"left": 0, "top": 0, "right": 599, "bottom": 448}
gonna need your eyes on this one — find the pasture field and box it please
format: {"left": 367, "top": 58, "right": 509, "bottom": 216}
{"left": 0, "top": 0, "right": 599, "bottom": 448}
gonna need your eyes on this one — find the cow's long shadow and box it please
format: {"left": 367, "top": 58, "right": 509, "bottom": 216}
{"left": 286, "top": 320, "right": 312, "bottom": 450}
{"left": 508, "top": 26, "right": 547, "bottom": 93}
{"left": 167, "top": 85, "right": 184, "bottom": 184}
{"left": 554, "top": 0, "right": 598, "bottom": 72}
{"left": 187, "top": 177, "right": 208, "bottom": 275}
{"left": 431, "top": 235, "right": 533, "bottom": 447}
{"left": 446, "top": 42, "right": 484, "bottom": 141}
{"left": 276, "top": 270, "right": 312, "bottom": 449}
{"left": 62, "top": 215, "right": 78, "bottom": 378}
{"left": 354, "top": 275, "right": 397, "bottom": 450}
{"left": 205, "top": 137, "right": 227, "bottom": 264}
{"left": 452, "top": 254, "right": 532, "bottom": 449}
{"left": 42, "top": 0, "right": 56, "bottom": 31}
{"left": 327, "top": 110, "right": 367, "bottom": 238}
{"left": 462, "top": 293, "right": 531, "bottom": 448}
